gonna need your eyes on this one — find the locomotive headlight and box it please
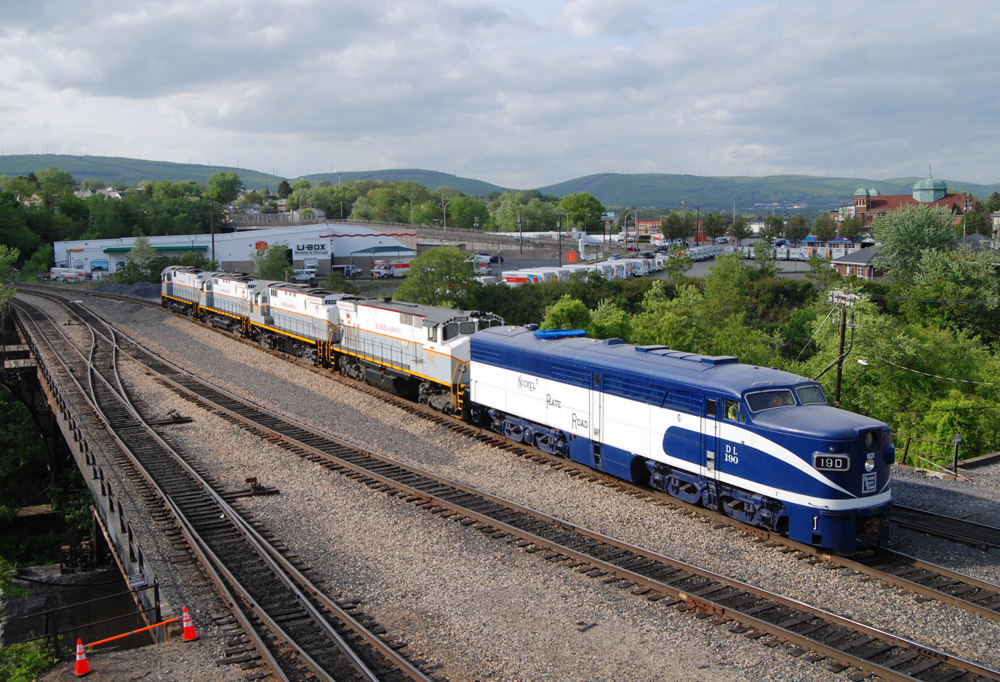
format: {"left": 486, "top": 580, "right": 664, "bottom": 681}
{"left": 863, "top": 431, "right": 877, "bottom": 450}
{"left": 865, "top": 460, "right": 875, "bottom": 472}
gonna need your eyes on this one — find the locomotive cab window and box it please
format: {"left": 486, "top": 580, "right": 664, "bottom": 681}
{"left": 746, "top": 389, "right": 796, "bottom": 413}
{"left": 460, "top": 321, "right": 476, "bottom": 335}
{"left": 724, "top": 400, "right": 744, "bottom": 423}
{"left": 442, "top": 323, "right": 459, "bottom": 341}
{"left": 427, "top": 326, "right": 438, "bottom": 342}
{"left": 795, "top": 385, "right": 828, "bottom": 405}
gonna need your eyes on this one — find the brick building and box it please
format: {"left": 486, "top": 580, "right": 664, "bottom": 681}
{"left": 834, "top": 171, "right": 979, "bottom": 228}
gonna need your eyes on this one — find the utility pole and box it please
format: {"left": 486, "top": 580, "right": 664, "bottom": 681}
{"left": 210, "top": 202, "right": 216, "bottom": 263}
{"left": 828, "top": 290, "right": 862, "bottom": 407}
{"left": 834, "top": 302, "right": 847, "bottom": 407}
{"left": 696, "top": 202, "right": 701, "bottom": 244}
{"left": 518, "top": 211, "right": 524, "bottom": 255}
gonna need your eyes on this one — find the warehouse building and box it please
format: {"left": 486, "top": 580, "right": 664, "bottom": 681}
{"left": 54, "top": 223, "right": 416, "bottom": 278}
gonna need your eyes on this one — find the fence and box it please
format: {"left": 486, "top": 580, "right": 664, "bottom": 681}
{"left": 893, "top": 433, "right": 964, "bottom": 476}
{"left": 12, "top": 583, "right": 161, "bottom": 659}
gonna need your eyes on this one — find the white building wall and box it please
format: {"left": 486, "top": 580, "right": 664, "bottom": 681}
{"left": 54, "top": 223, "right": 414, "bottom": 273}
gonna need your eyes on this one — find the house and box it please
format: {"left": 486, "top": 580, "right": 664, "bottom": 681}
{"left": 833, "top": 171, "right": 979, "bottom": 228}
{"left": 831, "top": 248, "right": 884, "bottom": 280}
{"left": 956, "top": 232, "right": 996, "bottom": 253}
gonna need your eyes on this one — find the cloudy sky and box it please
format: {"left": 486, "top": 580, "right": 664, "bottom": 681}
{"left": 2, "top": 0, "right": 998, "bottom": 188}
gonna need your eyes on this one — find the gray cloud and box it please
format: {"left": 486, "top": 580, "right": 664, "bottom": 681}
{"left": 1, "top": 0, "right": 999, "bottom": 188}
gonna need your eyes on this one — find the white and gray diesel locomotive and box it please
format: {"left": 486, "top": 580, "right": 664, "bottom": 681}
{"left": 162, "top": 265, "right": 894, "bottom": 554}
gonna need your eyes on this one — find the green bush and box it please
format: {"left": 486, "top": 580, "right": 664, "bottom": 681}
{"left": 0, "top": 641, "right": 57, "bottom": 682}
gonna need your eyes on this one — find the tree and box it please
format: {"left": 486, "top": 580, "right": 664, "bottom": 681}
{"left": 277, "top": 180, "right": 292, "bottom": 199}
{"left": 447, "top": 196, "right": 490, "bottom": 230}
{"left": 80, "top": 178, "right": 106, "bottom": 191}
{"left": 703, "top": 213, "right": 727, "bottom": 243}
{"left": 785, "top": 214, "right": 809, "bottom": 244}
{"left": 840, "top": 216, "right": 865, "bottom": 243}
{"left": 393, "top": 246, "right": 477, "bottom": 307}
{"left": 661, "top": 245, "right": 693, "bottom": 280}
{"left": 588, "top": 299, "right": 631, "bottom": 340}
{"left": 811, "top": 213, "right": 837, "bottom": 242}
{"left": 0, "top": 245, "right": 19, "bottom": 308}
{"left": 206, "top": 171, "right": 242, "bottom": 204}
{"left": 984, "top": 191, "right": 1000, "bottom": 214}
{"left": 291, "top": 179, "right": 312, "bottom": 192}
{"left": 127, "top": 235, "right": 156, "bottom": 274}
{"left": 249, "top": 242, "right": 292, "bottom": 280}
{"left": 871, "top": 204, "right": 956, "bottom": 281}
{"left": 961, "top": 210, "right": 989, "bottom": 236}
{"left": 761, "top": 215, "right": 784, "bottom": 243}
{"left": 560, "top": 192, "right": 604, "bottom": 232}
{"left": 660, "top": 213, "right": 694, "bottom": 243}
{"left": 541, "top": 294, "right": 592, "bottom": 330}
{"left": 729, "top": 216, "right": 752, "bottom": 246}
{"left": 494, "top": 191, "right": 521, "bottom": 232}
{"left": 36, "top": 167, "right": 75, "bottom": 191}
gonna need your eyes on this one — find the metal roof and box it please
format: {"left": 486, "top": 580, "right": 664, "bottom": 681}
{"left": 358, "top": 298, "right": 500, "bottom": 327}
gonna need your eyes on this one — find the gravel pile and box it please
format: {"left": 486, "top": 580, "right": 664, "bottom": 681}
{"left": 95, "top": 282, "right": 161, "bottom": 299}
{"left": 14, "top": 294, "right": 246, "bottom": 682}
{"left": 83, "top": 295, "right": 1000, "bottom": 677}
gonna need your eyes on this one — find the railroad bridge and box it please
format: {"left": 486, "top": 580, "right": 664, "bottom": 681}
{"left": 1, "top": 304, "right": 172, "bottom": 649}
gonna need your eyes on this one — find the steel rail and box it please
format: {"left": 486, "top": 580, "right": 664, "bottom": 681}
{"left": 22, "top": 286, "right": 1000, "bottom": 627}
{"left": 37, "top": 294, "right": 436, "bottom": 682}
{"left": 14, "top": 299, "right": 430, "bottom": 682}
{"left": 892, "top": 505, "right": 1000, "bottom": 551}
{"left": 58, "top": 301, "right": 1000, "bottom": 682}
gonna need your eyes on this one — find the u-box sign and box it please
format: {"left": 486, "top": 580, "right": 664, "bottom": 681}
{"left": 293, "top": 243, "right": 329, "bottom": 258}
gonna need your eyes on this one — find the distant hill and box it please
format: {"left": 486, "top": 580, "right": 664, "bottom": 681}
{"left": 298, "top": 169, "right": 505, "bottom": 196}
{"left": 540, "top": 173, "right": 1000, "bottom": 214}
{"left": 0, "top": 154, "right": 283, "bottom": 190}
{"left": 2, "top": 155, "right": 995, "bottom": 212}
{"left": 0, "top": 155, "right": 506, "bottom": 196}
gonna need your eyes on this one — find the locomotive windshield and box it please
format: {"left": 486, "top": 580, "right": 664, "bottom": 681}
{"left": 746, "top": 389, "right": 796, "bottom": 412}
{"left": 795, "top": 385, "right": 828, "bottom": 405}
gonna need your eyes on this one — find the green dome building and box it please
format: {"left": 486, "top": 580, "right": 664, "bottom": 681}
{"left": 913, "top": 170, "right": 947, "bottom": 203}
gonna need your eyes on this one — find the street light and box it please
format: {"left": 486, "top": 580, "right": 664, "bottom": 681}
{"left": 554, "top": 211, "right": 567, "bottom": 266}
{"left": 517, "top": 211, "right": 524, "bottom": 255}
{"left": 442, "top": 200, "right": 453, "bottom": 236}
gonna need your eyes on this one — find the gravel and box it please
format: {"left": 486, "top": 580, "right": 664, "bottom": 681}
{"left": 78, "top": 293, "right": 1000, "bottom": 678}
{"left": 95, "top": 282, "right": 162, "bottom": 299}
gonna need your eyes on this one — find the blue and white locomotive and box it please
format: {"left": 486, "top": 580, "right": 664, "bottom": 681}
{"left": 467, "top": 327, "right": 893, "bottom": 554}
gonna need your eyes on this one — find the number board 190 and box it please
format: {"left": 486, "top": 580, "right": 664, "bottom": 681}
{"left": 813, "top": 454, "right": 850, "bottom": 472}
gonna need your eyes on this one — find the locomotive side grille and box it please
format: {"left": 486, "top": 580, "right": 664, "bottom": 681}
{"left": 663, "top": 391, "right": 701, "bottom": 414}
{"left": 550, "top": 363, "right": 590, "bottom": 388}
{"left": 603, "top": 375, "right": 665, "bottom": 404}
{"left": 470, "top": 347, "right": 502, "bottom": 365}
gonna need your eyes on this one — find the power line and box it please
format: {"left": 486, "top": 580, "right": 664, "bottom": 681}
{"left": 867, "top": 294, "right": 1000, "bottom": 306}
{"left": 870, "top": 355, "right": 1000, "bottom": 386}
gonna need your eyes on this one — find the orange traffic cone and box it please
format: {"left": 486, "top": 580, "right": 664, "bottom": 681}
{"left": 182, "top": 606, "right": 198, "bottom": 642}
{"left": 74, "top": 638, "right": 91, "bottom": 676}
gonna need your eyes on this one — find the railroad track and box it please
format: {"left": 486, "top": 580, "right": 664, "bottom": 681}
{"left": 891, "top": 505, "right": 1000, "bottom": 551}
{"left": 19, "top": 290, "right": 1000, "bottom": 682}
{"left": 12, "top": 297, "right": 435, "bottom": 682}
{"left": 20, "top": 285, "right": 1000, "bottom": 630}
